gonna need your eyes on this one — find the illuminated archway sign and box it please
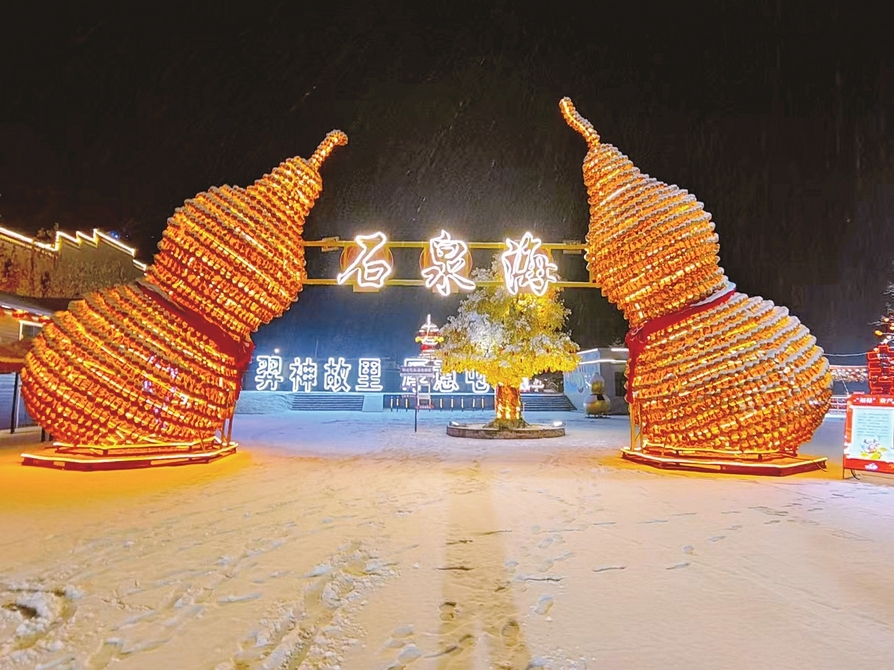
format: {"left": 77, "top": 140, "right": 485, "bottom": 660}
{"left": 336, "top": 232, "right": 394, "bottom": 290}
{"left": 500, "top": 232, "right": 558, "bottom": 296}
{"left": 254, "top": 234, "right": 595, "bottom": 396}
{"left": 321, "top": 229, "right": 582, "bottom": 295}
{"left": 421, "top": 230, "right": 475, "bottom": 296}
{"left": 17, "top": 126, "right": 601, "bottom": 470}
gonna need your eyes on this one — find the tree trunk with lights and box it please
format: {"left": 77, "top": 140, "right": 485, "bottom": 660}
{"left": 487, "top": 383, "right": 528, "bottom": 429}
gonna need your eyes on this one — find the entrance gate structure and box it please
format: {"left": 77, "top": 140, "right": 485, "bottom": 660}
{"left": 18, "top": 99, "right": 833, "bottom": 473}
{"left": 15, "top": 129, "right": 603, "bottom": 470}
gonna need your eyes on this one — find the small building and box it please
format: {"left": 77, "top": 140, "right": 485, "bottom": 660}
{"left": 0, "top": 225, "right": 146, "bottom": 432}
{"left": 0, "top": 226, "right": 145, "bottom": 298}
{"left": 0, "top": 293, "right": 71, "bottom": 431}
{"left": 563, "top": 347, "right": 629, "bottom": 414}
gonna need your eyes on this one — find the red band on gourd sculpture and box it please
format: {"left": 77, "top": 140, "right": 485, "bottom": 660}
{"left": 624, "top": 289, "right": 735, "bottom": 404}
{"left": 137, "top": 282, "right": 255, "bottom": 393}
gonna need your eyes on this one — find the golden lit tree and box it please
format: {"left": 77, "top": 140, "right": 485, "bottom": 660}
{"left": 438, "top": 261, "right": 579, "bottom": 429}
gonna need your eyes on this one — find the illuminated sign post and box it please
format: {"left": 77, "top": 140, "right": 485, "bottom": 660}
{"left": 400, "top": 364, "right": 436, "bottom": 433}
{"left": 844, "top": 394, "right": 894, "bottom": 475}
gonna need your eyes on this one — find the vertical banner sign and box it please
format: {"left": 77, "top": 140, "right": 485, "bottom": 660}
{"left": 844, "top": 394, "right": 894, "bottom": 474}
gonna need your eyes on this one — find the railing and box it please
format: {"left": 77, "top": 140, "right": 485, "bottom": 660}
{"left": 386, "top": 394, "right": 495, "bottom": 411}
{"left": 829, "top": 365, "right": 868, "bottom": 383}
{"left": 828, "top": 395, "right": 848, "bottom": 415}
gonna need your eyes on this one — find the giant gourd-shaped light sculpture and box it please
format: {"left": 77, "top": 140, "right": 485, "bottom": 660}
{"left": 21, "top": 131, "right": 347, "bottom": 446}
{"left": 560, "top": 98, "right": 830, "bottom": 458}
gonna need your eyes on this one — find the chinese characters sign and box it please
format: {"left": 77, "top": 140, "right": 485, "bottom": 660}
{"left": 337, "top": 232, "right": 394, "bottom": 290}
{"left": 421, "top": 230, "right": 476, "bottom": 296}
{"left": 500, "top": 232, "right": 558, "bottom": 296}
{"left": 252, "top": 355, "right": 499, "bottom": 394}
{"left": 255, "top": 355, "right": 284, "bottom": 391}
{"left": 357, "top": 357, "right": 384, "bottom": 391}
{"left": 289, "top": 357, "right": 317, "bottom": 392}
{"left": 399, "top": 358, "right": 469, "bottom": 393}
{"left": 324, "top": 356, "right": 352, "bottom": 392}
{"left": 333, "top": 230, "right": 561, "bottom": 296}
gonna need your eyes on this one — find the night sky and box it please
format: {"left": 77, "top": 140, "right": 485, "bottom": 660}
{"left": 1, "top": 1, "right": 892, "bottom": 362}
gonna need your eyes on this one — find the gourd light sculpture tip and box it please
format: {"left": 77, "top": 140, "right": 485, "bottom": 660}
{"left": 559, "top": 97, "right": 600, "bottom": 146}
{"left": 308, "top": 129, "right": 348, "bottom": 170}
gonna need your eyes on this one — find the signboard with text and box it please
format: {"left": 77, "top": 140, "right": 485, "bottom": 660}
{"left": 844, "top": 394, "right": 894, "bottom": 474}
{"left": 251, "top": 353, "right": 544, "bottom": 396}
{"left": 251, "top": 355, "right": 494, "bottom": 395}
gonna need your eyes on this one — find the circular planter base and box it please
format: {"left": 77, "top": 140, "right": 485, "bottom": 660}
{"left": 446, "top": 423, "right": 565, "bottom": 439}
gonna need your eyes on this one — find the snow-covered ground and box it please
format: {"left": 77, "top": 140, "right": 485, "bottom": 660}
{"left": 1, "top": 410, "right": 893, "bottom": 670}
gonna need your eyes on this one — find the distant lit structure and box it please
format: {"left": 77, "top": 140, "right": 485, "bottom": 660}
{"left": 415, "top": 314, "right": 444, "bottom": 359}
{"left": 0, "top": 226, "right": 145, "bottom": 298}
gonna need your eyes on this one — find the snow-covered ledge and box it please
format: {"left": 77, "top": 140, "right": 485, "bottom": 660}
{"left": 234, "top": 391, "right": 293, "bottom": 414}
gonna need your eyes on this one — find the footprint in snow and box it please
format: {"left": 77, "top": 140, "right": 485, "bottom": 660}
{"left": 217, "top": 592, "right": 261, "bottom": 604}
{"left": 534, "top": 595, "right": 554, "bottom": 615}
{"left": 439, "top": 601, "right": 457, "bottom": 622}
{"left": 667, "top": 562, "right": 690, "bottom": 570}
{"left": 392, "top": 625, "right": 414, "bottom": 638}
{"left": 501, "top": 619, "right": 521, "bottom": 646}
{"left": 397, "top": 644, "right": 423, "bottom": 663}
{"left": 305, "top": 564, "right": 331, "bottom": 578}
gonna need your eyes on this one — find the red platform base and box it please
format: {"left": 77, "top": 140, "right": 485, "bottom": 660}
{"left": 21, "top": 437, "right": 237, "bottom": 471}
{"left": 621, "top": 449, "right": 827, "bottom": 476}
